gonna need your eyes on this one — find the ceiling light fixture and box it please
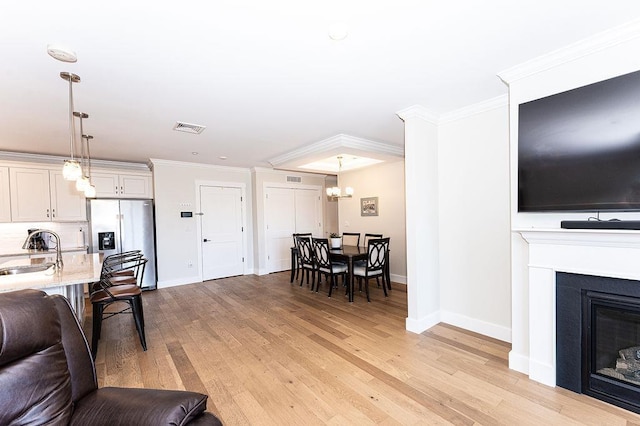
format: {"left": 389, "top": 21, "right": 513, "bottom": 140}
{"left": 326, "top": 156, "right": 354, "bottom": 200}
{"left": 73, "top": 112, "right": 90, "bottom": 191}
{"left": 328, "top": 22, "right": 349, "bottom": 41}
{"left": 60, "top": 72, "right": 82, "bottom": 181}
{"left": 47, "top": 44, "right": 77, "bottom": 63}
{"left": 83, "top": 134, "right": 96, "bottom": 198}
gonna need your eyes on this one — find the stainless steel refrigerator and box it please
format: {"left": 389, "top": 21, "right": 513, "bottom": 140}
{"left": 87, "top": 199, "right": 157, "bottom": 290}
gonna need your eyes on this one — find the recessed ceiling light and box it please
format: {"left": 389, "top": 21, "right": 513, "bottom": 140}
{"left": 328, "top": 22, "right": 348, "bottom": 41}
{"left": 219, "top": 156, "right": 227, "bottom": 160}
{"left": 47, "top": 44, "right": 77, "bottom": 63}
{"left": 192, "top": 152, "right": 199, "bottom": 155}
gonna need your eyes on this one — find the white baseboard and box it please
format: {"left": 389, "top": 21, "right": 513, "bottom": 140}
{"left": 405, "top": 311, "right": 440, "bottom": 334}
{"left": 390, "top": 273, "right": 407, "bottom": 284}
{"left": 157, "top": 276, "right": 201, "bottom": 289}
{"left": 529, "top": 359, "right": 555, "bottom": 387}
{"left": 509, "top": 350, "right": 529, "bottom": 375}
{"left": 440, "top": 310, "right": 511, "bottom": 343}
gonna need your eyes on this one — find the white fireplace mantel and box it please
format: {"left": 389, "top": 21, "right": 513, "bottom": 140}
{"left": 513, "top": 228, "right": 640, "bottom": 387}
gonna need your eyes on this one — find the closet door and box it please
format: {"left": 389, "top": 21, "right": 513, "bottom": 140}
{"left": 294, "top": 189, "right": 320, "bottom": 235}
{"left": 265, "top": 187, "right": 296, "bottom": 273}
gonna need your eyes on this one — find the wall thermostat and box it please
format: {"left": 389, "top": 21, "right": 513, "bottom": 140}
{"left": 180, "top": 211, "right": 193, "bottom": 218}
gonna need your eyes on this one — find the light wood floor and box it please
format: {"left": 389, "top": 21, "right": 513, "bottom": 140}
{"left": 86, "top": 272, "right": 640, "bottom": 425}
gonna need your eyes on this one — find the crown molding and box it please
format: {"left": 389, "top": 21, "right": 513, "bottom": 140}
{"left": 267, "top": 133, "right": 403, "bottom": 167}
{"left": 439, "top": 94, "right": 508, "bottom": 124}
{"left": 251, "top": 166, "right": 327, "bottom": 178}
{"left": 0, "top": 150, "right": 150, "bottom": 171}
{"left": 149, "top": 158, "right": 251, "bottom": 174}
{"left": 396, "top": 105, "right": 439, "bottom": 123}
{"left": 498, "top": 18, "right": 640, "bottom": 84}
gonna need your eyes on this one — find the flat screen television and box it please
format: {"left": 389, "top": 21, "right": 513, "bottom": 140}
{"left": 518, "top": 69, "right": 640, "bottom": 212}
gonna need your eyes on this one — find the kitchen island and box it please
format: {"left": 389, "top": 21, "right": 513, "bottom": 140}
{"left": 0, "top": 253, "right": 102, "bottom": 319}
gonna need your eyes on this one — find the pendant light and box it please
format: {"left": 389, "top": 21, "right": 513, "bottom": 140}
{"left": 73, "top": 112, "right": 90, "bottom": 191}
{"left": 83, "top": 134, "right": 96, "bottom": 198}
{"left": 61, "top": 72, "right": 82, "bottom": 181}
{"left": 326, "top": 156, "right": 354, "bottom": 200}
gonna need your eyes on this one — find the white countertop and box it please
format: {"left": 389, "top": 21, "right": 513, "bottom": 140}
{"left": 0, "top": 246, "right": 88, "bottom": 258}
{"left": 0, "top": 253, "right": 102, "bottom": 293}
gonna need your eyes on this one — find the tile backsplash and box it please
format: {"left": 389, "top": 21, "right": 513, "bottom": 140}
{"left": 0, "top": 221, "right": 89, "bottom": 252}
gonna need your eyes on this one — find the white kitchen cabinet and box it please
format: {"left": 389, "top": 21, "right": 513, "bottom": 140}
{"left": 9, "top": 167, "right": 51, "bottom": 222}
{"left": 92, "top": 172, "right": 152, "bottom": 198}
{"left": 9, "top": 167, "right": 86, "bottom": 222}
{"left": 49, "top": 171, "right": 87, "bottom": 221}
{"left": 0, "top": 167, "right": 10, "bottom": 222}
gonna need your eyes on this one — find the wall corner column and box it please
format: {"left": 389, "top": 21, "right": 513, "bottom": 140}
{"left": 397, "top": 105, "right": 441, "bottom": 333}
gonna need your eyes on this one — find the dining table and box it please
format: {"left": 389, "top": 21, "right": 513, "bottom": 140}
{"left": 330, "top": 245, "right": 368, "bottom": 302}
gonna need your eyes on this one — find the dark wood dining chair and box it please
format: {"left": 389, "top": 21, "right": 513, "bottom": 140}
{"left": 353, "top": 237, "right": 390, "bottom": 302}
{"left": 342, "top": 232, "right": 360, "bottom": 247}
{"left": 292, "top": 233, "right": 312, "bottom": 281}
{"left": 312, "top": 238, "right": 348, "bottom": 296}
{"left": 295, "top": 236, "right": 316, "bottom": 289}
{"left": 362, "top": 233, "right": 383, "bottom": 247}
{"left": 358, "top": 233, "right": 385, "bottom": 288}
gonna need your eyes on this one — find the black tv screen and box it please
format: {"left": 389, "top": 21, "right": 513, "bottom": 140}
{"left": 518, "top": 69, "right": 640, "bottom": 212}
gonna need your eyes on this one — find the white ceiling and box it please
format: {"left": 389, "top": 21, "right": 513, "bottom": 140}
{"left": 2, "top": 1, "right": 640, "bottom": 171}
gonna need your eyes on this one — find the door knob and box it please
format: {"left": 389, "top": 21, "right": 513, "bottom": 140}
{"left": 203, "top": 238, "right": 210, "bottom": 242}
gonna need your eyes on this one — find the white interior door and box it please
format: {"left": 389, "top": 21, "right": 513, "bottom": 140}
{"left": 200, "top": 185, "right": 244, "bottom": 280}
{"left": 294, "top": 189, "right": 320, "bottom": 234}
{"left": 265, "top": 186, "right": 322, "bottom": 273}
{"left": 265, "top": 187, "right": 296, "bottom": 273}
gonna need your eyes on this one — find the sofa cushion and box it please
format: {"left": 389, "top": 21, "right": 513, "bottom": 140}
{"left": 71, "top": 387, "right": 210, "bottom": 426}
{"left": 0, "top": 290, "right": 73, "bottom": 425}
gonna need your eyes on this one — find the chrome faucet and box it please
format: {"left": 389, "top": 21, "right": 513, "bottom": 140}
{"left": 22, "top": 229, "right": 63, "bottom": 270}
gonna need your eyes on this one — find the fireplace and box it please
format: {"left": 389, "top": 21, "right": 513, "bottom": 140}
{"left": 556, "top": 272, "right": 640, "bottom": 413}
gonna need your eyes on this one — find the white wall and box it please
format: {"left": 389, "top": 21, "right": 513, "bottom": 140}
{"left": 151, "top": 159, "right": 253, "bottom": 288}
{"left": 501, "top": 24, "right": 640, "bottom": 372}
{"left": 324, "top": 175, "right": 339, "bottom": 236}
{"left": 338, "top": 161, "right": 407, "bottom": 283}
{"left": 438, "top": 101, "right": 511, "bottom": 341}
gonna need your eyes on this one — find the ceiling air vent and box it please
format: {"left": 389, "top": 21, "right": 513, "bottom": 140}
{"left": 287, "top": 176, "right": 302, "bottom": 183}
{"left": 173, "top": 121, "right": 206, "bottom": 134}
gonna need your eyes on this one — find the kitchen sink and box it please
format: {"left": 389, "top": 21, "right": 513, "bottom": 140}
{"left": 0, "top": 263, "right": 55, "bottom": 276}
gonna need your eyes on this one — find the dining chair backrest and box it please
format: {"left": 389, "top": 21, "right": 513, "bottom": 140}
{"left": 311, "top": 238, "right": 331, "bottom": 269}
{"left": 363, "top": 233, "right": 383, "bottom": 248}
{"left": 342, "top": 232, "right": 360, "bottom": 247}
{"left": 295, "top": 236, "right": 314, "bottom": 266}
{"left": 365, "top": 237, "right": 390, "bottom": 273}
{"left": 292, "top": 232, "right": 312, "bottom": 246}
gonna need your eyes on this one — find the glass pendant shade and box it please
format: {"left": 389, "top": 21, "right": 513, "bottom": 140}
{"left": 76, "top": 175, "right": 90, "bottom": 191}
{"left": 84, "top": 184, "right": 96, "bottom": 198}
{"left": 326, "top": 187, "right": 341, "bottom": 197}
{"left": 62, "top": 159, "right": 82, "bottom": 181}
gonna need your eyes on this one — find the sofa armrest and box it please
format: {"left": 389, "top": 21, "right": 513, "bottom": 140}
{"left": 71, "top": 387, "right": 222, "bottom": 426}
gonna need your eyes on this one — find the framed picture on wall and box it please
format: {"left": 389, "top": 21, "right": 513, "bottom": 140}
{"left": 361, "top": 197, "right": 378, "bottom": 216}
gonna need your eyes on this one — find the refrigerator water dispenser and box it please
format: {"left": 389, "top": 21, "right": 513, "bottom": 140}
{"left": 98, "top": 232, "right": 116, "bottom": 250}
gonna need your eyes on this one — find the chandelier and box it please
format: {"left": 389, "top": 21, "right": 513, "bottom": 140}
{"left": 326, "top": 156, "right": 354, "bottom": 200}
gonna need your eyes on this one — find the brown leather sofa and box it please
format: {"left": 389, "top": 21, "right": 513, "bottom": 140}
{"left": 0, "top": 289, "right": 222, "bottom": 425}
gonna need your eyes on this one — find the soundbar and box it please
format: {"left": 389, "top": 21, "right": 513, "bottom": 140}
{"left": 561, "top": 220, "right": 640, "bottom": 230}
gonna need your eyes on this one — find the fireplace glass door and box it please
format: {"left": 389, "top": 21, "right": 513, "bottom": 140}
{"left": 584, "top": 291, "right": 640, "bottom": 413}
